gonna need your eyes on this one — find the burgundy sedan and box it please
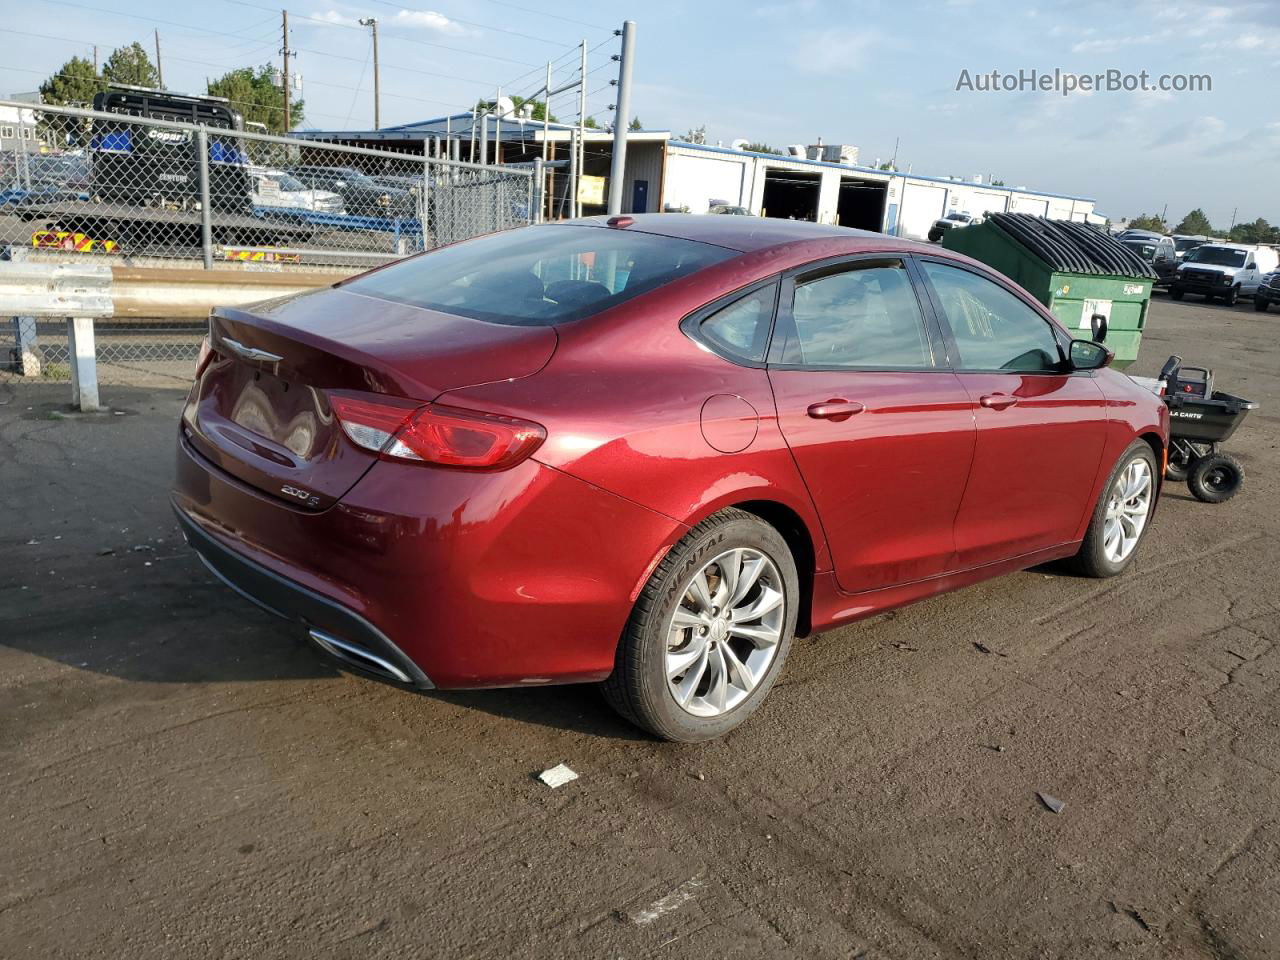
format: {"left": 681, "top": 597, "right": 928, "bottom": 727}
{"left": 174, "top": 215, "right": 1168, "bottom": 741}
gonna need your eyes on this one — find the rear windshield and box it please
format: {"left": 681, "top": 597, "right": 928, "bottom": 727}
{"left": 343, "top": 224, "right": 736, "bottom": 325}
{"left": 1124, "top": 241, "right": 1156, "bottom": 259}
{"left": 1185, "top": 246, "right": 1247, "bottom": 267}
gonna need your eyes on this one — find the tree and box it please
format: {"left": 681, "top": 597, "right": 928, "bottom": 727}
{"left": 1128, "top": 213, "right": 1167, "bottom": 233}
{"left": 38, "top": 55, "right": 103, "bottom": 145}
{"left": 102, "top": 42, "right": 162, "bottom": 89}
{"left": 990, "top": 178, "right": 1006, "bottom": 187}
{"left": 1228, "top": 218, "right": 1278, "bottom": 245}
{"left": 1174, "top": 208, "right": 1214, "bottom": 236}
{"left": 877, "top": 161, "right": 896, "bottom": 171}
{"left": 742, "top": 142, "right": 781, "bottom": 154}
{"left": 684, "top": 124, "right": 707, "bottom": 145}
{"left": 628, "top": 116, "right": 642, "bottom": 131}
{"left": 583, "top": 116, "right": 598, "bottom": 129}
{"left": 208, "top": 65, "right": 304, "bottom": 134}
{"left": 475, "top": 96, "right": 556, "bottom": 123}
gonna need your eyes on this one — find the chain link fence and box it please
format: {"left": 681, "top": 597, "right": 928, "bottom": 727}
{"left": 1, "top": 98, "right": 536, "bottom": 268}
{"left": 1, "top": 97, "right": 540, "bottom": 388}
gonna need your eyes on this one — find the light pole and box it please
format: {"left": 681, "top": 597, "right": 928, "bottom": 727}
{"left": 359, "top": 17, "right": 381, "bottom": 130}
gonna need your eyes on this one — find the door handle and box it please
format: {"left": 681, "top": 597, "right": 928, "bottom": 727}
{"left": 979, "top": 393, "right": 1018, "bottom": 410}
{"left": 806, "top": 399, "right": 865, "bottom": 422}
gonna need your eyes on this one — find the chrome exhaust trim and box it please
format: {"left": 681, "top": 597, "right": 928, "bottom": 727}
{"left": 308, "top": 628, "right": 414, "bottom": 684}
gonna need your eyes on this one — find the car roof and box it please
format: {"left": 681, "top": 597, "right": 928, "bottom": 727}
{"left": 562, "top": 213, "right": 906, "bottom": 254}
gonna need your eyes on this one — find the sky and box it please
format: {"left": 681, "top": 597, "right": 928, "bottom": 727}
{"left": 5, "top": 0, "right": 1278, "bottom": 226}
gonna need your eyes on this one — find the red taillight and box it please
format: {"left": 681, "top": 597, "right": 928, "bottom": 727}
{"left": 194, "top": 337, "right": 215, "bottom": 379}
{"left": 329, "top": 394, "right": 545, "bottom": 471}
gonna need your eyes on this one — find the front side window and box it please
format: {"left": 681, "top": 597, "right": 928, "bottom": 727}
{"left": 344, "top": 224, "right": 736, "bottom": 326}
{"left": 775, "top": 260, "right": 934, "bottom": 368}
{"left": 921, "top": 261, "right": 1061, "bottom": 372}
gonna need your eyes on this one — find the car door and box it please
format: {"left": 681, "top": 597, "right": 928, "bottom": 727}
{"left": 767, "top": 255, "right": 976, "bottom": 593}
{"left": 915, "top": 257, "right": 1109, "bottom": 566}
{"left": 1240, "top": 254, "right": 1261, "bottom": 295}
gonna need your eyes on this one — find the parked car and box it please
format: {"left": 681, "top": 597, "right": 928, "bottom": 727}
{"left": 928, "top": 211, "right": 979, "bottom": 243}
{"left": 1254, "top": 270, "right": 1280, "bottom": 312}
{"left": 1117, "top": 228, "right": 1165, "bottom": 242}
{"left": 708, "top": 203, "right": 753, "bottom": 216}
{"left": 1121, "top": 236, "right": 1179, "bottom": 287}
{"left": 250, "top": 168, "right": 345, "bottom": 214}
{"left": 290, "top": 165, "right": 415, "bottom": 218}
{"left": 1171, "top": 242, "right": 1280, "bottom": 305}
{"left": 173, "top": 215, "right": 1168, "bottom": 741}
{"left": 1171, "top": 234, "right": 1208, "bottom": 259}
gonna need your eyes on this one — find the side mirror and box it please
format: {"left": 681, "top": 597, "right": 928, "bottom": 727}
{"left": 1090, "top": 312, "right": 1108, "bottom": 342}
{"left": 1070, "top": 339, "right": 1112, "bottom": 371}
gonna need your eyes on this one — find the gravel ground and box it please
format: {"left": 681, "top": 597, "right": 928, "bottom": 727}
{"left": 1, "top": 294, "right": 1277, "bottom": 959}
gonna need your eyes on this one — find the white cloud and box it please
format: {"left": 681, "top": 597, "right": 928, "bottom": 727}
{"left": 312, "top": 9, "right": 357, "bottom": 26}
{"left": 1202, "top": 34, "right": 1266, "bottom": 50}
{"left": 792, "top": 28, "right": 880, "bottom": 75}
{"left": 1149, "top": 115, "right": 1225, "bottom": 148}
{"left": 1071, "top": 32, "right": 1166, "bottom": 54}
{"left": 392, "top": 9, "right": 468, "bottom": 34}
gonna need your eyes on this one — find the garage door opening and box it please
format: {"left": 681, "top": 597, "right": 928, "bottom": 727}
{"left": 762, "top": 168, "right": 821, "bottom": 222}
{"left": 837, "top": 177, "right": 887, "bottom": 231}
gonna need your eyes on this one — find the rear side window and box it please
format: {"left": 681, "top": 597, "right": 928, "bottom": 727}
{"left": 695, "top": 283, "right": 776, "bottom": 363}
{"left": 774, "top": 260, "right": 934, "bottom": 368}
{"left": 920, "top": 261, "right": 1061, "bottom": 372}
{"left": 344, "top": 224, "right": 736, "bottom": 326}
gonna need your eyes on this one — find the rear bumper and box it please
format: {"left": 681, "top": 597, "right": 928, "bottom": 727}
{"left": 174, "top": 503, "right": 434, "bottom": 688}
{"left": 173, "top": 429, "right": 684, "bottom": 689}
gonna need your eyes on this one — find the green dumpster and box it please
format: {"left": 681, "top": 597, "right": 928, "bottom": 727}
{"left": 941, "top": 213, "right": 1156, "bottom": 368}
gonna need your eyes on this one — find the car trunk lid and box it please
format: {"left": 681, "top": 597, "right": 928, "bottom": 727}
{"left": 182, "top": 287, "right": 557, "bottom": 510}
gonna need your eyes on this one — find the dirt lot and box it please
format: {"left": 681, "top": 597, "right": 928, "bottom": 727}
{"left": 2, "top": 295, "right": 1277, "bottom": 960}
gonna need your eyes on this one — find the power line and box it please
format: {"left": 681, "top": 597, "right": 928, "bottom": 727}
{"left": 471, "top": 0, "right": 609, "bottom": 31}
{"left": 7, "top": 30, "right": 487, "bottom": 118}
{"left": 362, "top": 0, "right": 565, "bottom": 46}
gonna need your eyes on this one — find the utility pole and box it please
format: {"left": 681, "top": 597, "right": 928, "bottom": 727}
{"left": 359, "top": 18, "right": 380, "bottom": 130}
{"left": 1229, "top": 206, "right": 1238, "bottom": 230}
{"left": 93, "top": 45, "right": 98, "bottom": 75}
{"left": 495, "top": 86, "right": 502, "bottom": 164}
{"left": 606, "top": 20, "right": 636, "bottom": 215}
{"left": 576, "top": 39, "right": 587, "bottom": 216}
{"left": 154, "top": 30, "right": 164, "bottom": 88}
{"left": 281, "top": 10, "right": 291, "bottom": 132}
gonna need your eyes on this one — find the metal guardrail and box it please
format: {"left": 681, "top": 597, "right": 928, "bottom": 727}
{"left": 1, "top": 261, "right": 350, "bottom": 408}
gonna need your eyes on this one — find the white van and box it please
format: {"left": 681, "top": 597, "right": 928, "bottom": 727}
{"left": 1171, "top": 243, "right": 1280, "bottom": 305}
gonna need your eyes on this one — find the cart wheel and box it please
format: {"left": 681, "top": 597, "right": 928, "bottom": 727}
{"left": 1165, "top": 456, "right": 1191, "bottom": 483}
{"left": 1187, "top": 453, "right": 1244, "bottom": 504}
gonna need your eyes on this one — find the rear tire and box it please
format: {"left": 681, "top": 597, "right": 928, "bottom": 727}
{"left": 1188, "top": 453, "right": 1244, "bottom": 504}
{"left": 1068, "top": 440, "right": 1158, "bottom": 578}
{"left": 602, "top": 509, "right": 799, "bottom": 742}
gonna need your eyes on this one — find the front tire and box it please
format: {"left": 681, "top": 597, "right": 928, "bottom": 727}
{"left": 1170, "top": 287, "right": 1185, "bottom": 301}
{"left": 1256, "top": 296, "right": 1269, "bottom": 313}
{"left": 602, "top": 508, "right": 799, "bottom": 741}
{"left": 1224, "top": 285, "right": 1239, "bottom": 306}
{"left": 1068, "top": 440, "right": 1157, "bottom": 578}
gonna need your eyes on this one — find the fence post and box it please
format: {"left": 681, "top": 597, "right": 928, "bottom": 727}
{"left": 14, "top": 316, "right": 41, "bottom": 377}
{"left": 422, "top": 155, "right": 432, "bottom": 250}
{"left": 66, "top": 316, "right": 100, "bottom": 412}
{"left": 196, "top": 128, "right": 213, "bottom": 269}
{"left": 532, "top": 158, "right": 545, "bottom": 225}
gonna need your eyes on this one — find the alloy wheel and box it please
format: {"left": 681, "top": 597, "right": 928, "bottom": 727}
{"left": 1103, "top": 458, "right": 1153, "bottom": 563}
{"left": 665, "top": 548, "right": 785, "bottom": 717}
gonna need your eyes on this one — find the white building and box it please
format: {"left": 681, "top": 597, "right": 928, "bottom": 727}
{"left": 662, "top": 141, "right": 1095, "bottom": 237}
{"left": 293, "top": 114, "right": 1096, "bottom": 233}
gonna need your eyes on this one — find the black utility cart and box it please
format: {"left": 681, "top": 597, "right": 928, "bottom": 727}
{"left": 1159, "top": 355, "right": 1257, "bottom": 503}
